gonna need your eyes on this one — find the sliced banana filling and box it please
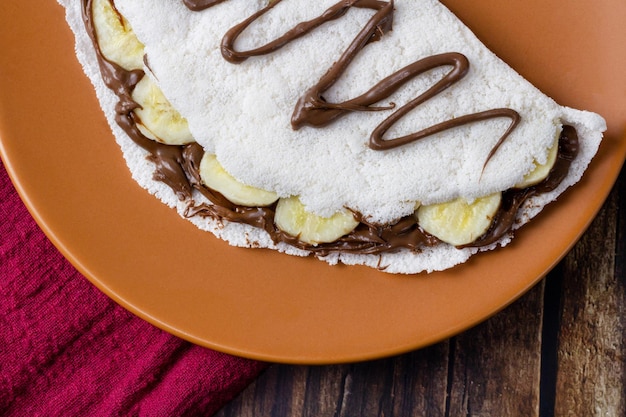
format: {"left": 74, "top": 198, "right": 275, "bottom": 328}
{"left": 416, "top": 194, "right": 502, "bottom": 247}
{"left": 199, "top": 153, "right": 279, "bottom": 207}
{"left": 92, "top": 0, "right": 144, "bottom": 71}
{"left": 131, "top": 76, "right": 195, "bottom": 145}
{"left": 515, "top": 133, "right": 560, "bottom": 188}
{"left": 274, "top": 196, "right": 359, "bottom": 246}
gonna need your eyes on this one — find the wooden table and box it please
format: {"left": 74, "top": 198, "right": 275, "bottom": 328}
{"left": 215, "top": 166, "right": 625, "bottom": 416}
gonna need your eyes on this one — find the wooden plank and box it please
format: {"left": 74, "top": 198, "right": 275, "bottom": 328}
{"left": 554, "top": 172, "right": 625, "bottom": 416}
{"left": 447, "top": 282, "right": 545, "bottom": 417}
{"left": 215, "top": 285, "right": 546, "bottom": 417}
{"left": 214, "top": 343, "right": 450, "bottom": 417}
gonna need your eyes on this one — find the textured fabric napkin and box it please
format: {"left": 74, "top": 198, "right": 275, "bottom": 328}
{"left": 0, "top": 161, "right": 267, "bottom": 416}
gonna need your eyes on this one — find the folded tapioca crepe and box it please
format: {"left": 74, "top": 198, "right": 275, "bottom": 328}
{"left": 57, "top": 0, "right": 606, "bottom": 273}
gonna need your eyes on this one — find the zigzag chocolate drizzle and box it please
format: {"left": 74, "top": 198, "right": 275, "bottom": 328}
{"left": 196, "top": 0, "right": 520, "bottom": 161}
{"left": 221, "top": 0, "right": 392, "bottom": 63}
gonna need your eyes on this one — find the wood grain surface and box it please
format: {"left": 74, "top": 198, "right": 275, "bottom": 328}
{"left": 215, "top": 166, "right": 625, "bottom": 417}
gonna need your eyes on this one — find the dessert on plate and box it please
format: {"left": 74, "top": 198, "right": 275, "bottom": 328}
{"left": 57, "top": 0, "right": 606, "bottom": 273}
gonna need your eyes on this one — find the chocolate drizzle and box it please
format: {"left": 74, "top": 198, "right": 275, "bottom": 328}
{"left": 81, "top": 0, "right": 579, "bottom": 257}
{"left": 221, "top": 0, "right": 391, "bottom": 64}
{"left": 182, "top": 0, "right": 227, "bottom": 12}
{"left": 218, "top": 0, "right": 519, "bottom": 161}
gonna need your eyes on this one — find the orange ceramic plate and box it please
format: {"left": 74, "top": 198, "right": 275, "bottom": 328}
{"left": 0, "top": 1, "right": 624, "bottom": 364}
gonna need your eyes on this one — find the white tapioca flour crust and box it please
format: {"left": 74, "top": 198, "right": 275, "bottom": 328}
{"left": 56, "top": 0, "right": 605, "bottom": 274}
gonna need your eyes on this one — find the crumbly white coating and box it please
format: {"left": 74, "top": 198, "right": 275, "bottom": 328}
{"left": 57, "top": 0, "right": 605, "bottom": 274}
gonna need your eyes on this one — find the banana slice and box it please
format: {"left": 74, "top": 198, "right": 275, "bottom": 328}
{"left": 515, "top": 132, "right": 560, "bottom": 189}
{"left": 199, "top": 153, "right": 279, "bottom": 206}
{"left": 92, "top": 0, "right": 145, "bottom": 71}
{"left": 275, "top": 196, "right": 359, "bottom": 245}
{"left": 417, "top": 193, "right": 501, "bottom": 246}
{"left": 131, "top": 76, "right": 195, "bottom": 145}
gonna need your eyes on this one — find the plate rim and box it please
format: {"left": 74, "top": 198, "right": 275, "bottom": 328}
{"left": 1, "top": 0, "right": 624, "bottom": 364}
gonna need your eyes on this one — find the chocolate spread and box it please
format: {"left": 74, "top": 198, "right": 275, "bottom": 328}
{"left": 81, "top": 0, "right": 578, "bottom": 256}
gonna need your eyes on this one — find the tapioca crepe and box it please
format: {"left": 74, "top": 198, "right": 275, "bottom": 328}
{"left": 57, "top": 0, "right": 606, "bottom": 274}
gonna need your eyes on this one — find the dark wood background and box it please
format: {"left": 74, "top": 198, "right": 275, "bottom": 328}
{"left": 215, "top": 166, "right": 625, "bottom": 417}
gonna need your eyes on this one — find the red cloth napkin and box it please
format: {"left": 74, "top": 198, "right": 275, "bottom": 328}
{"left": 0, "top": 161, "right": 267, "bottom": 416}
